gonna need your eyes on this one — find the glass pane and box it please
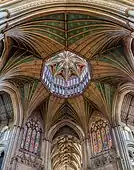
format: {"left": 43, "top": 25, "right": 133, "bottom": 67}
{"left": 97, "top": 129, "right": 102, "bottom": 152}
{"left": 106, "top": 125, "right": 112, "bottom": 149}
{"left": 90, "top": 119, "right": 112, "bottom": 155}
{"left": 34, "top": 132, "right": 41, "bottom": 154}
{"left": 21, "top": 117, "right": 42, "bottom": 155}
{"left": 25, "top": 127, "right": 32, "bottom": 150}
{"left": 21, "top": 126, "right": 27, "bottom": 149}
{"left": 29, "top": 130, "right": 36, "bottom": 152}
{"left": 101, "top": 127, "right": 108, "bottom": 150}
{"left": 92, "top": 131, "right": 98, "bottom": 154}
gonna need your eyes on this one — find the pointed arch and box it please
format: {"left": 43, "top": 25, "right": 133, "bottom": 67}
{"left": 50, "top": 121, "right": 83, "bottom": 170}
{"left": 0, "top": 81, "right": 23, "bottom": 126}
{"left": 112, "top": 82, "right": 134, "bottom": 125}
{"left": 89, "top": 111, "right": 112, "bottom": 155}
{"left": 20, "top": 111, "right": 43, "bottom": 156}
{"left": 47, "top": 119, "right": 85, "bottom": 142}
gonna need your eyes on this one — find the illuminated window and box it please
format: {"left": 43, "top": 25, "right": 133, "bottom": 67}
{"left": 42, "top": 51, "right": 91, "bottom": 98}
{"left": 21, "top": 117, "right": 42, "bottom": 155}
{"left": 90, "top": 119, "right": 112, "bottom": 155}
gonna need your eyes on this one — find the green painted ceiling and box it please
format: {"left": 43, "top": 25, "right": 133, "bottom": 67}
{"left": 24, "top": 13, "right": 119, "bottom": 46}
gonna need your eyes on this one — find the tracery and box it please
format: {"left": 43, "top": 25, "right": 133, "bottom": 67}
{"left": 90, "top": 119, "right": 112, "bottom": 155}
{"left": 21, "top": 117, "right": 42, "bottom": 155}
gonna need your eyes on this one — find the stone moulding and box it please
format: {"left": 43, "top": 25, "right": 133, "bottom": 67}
{"left": 90, "top": 149, "right": 119, "bottom": 169}
{"left": 11, "top": 150, "right": 44, "bottom": 170}
{"left": 0, "top": 0, "right": 130, "bottom": 20}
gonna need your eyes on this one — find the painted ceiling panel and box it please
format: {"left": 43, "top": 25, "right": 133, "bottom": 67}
{"left": 6, "top": 13, "right": 130, "bottom": 59}
{"left": 0, "top": 7, "right": 133, "bottom": 137}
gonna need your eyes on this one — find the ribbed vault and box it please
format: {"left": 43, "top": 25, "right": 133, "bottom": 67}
{"left": 0, "top": 6, "right": 132, "bottom": 130}
{"left": 51, "top": 126, "right": 82, "bottom": 170}
{"left": 0, "top": 1, "right": 134, "bottom": 169}
{"left": 5, "top": 12, "right": 130, "bottom": 60}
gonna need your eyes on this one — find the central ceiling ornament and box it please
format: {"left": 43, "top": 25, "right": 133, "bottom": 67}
{"left": 42, "top": 51, "right": 90, "bottom": 98}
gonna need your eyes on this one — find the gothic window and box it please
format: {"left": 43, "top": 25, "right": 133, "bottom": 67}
{"left": 21, "top": 117, "right": 42, "bottom": 155}
{"left": 0, "top": 92, "right": 14, "bottom": 123}
{"left": 90, "top": 119, "right": 112, "bottom": 155}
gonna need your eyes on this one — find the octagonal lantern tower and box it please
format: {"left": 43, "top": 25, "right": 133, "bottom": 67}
{"left": 42, "top": 51, "right": 90, "bottom": 98}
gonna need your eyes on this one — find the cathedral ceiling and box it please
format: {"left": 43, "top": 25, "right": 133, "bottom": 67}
{"left": 51, "top": 134, "right": 81, "bottom": 170}
{"left": 0, "top": 1, "right": 134, "bottom": 169}
{"left": 0, "top": 0, "right": 134, "bottom": 138}
{"left": 4, "top": 13, "right": 131, "bottom": 59}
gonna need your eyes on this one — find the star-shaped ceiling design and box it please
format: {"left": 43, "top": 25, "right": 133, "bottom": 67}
{"left": 43, "top": 51, "right": 90, "bottom": 97}
{"left": 45, "top": 51, "right": 87, "bottom": 81}
{"left": 0, "top": 9, "right": 133, "bottom": 129}
{"left": 0, "top": 2, "right": 134, "bottom": 169}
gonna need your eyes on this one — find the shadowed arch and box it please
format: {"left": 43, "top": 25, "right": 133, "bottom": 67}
{"left": 50, "top": 121, "right": 83, "bottom": 170}
{"left": 112, "top": 82, "right": 134, "bottom": 125}
{"left": 47, "top": 119, "right": 85, "bottom": 142}
{"left": 0, "top": 82, "right": 23, "bottom": 126}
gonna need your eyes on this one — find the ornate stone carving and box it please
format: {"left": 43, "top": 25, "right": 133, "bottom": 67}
{"left": 128, "top": 146, "right": 134, "bottom": 163}
{"left": 11, "top": 150, "right": 44, "bottom": 170}
{"left": 91, "top": 149, "right": 118, "bottom": 169}
{"left": 8, "top": 0, "right": 126, "bottom": 14}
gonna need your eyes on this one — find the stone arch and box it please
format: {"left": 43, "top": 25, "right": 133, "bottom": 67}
{"left": 48, "top": 119, "right": 84, "bottom": 170}
{"left": 0, "top": 81, "right": 23, "bottom": 126}
{"left": 5, "top": 1, "right": 128, "bottom": 29}
{"left": 112, "top": 82, "right": 134, "bottom": 126}
{"left": 88, "top": 110, "right": 109, "bottom": 131}
{"left": 0, "top": 81, "right": 23, "bottom": 170}
{"left": 88, "top": 110, "right": 113, "bottom": 156}
{"left": 2, "top": 1, "right": 130, "bottom": 63}
{"left": 47, "top": 119, "right": 85, "bottom": 142}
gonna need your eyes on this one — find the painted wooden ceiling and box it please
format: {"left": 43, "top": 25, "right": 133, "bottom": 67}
{"left": 0, "top": 10, "right": 133, "bottom": 131}
{"left": 0, "top": 1, "right": 134, "bottom": 169}
{"left": 5, "top": 13, "right": 131, "bottom": 59}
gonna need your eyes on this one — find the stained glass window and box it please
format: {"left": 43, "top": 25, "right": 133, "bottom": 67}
{"left": 90, "top": 119, "right": 112, "bottom": 155}
{"left": 20, "top": 117, "right": 42, "bottom": 155}
{"left": 92, "top": 131, "right": 98, "bottom": 154}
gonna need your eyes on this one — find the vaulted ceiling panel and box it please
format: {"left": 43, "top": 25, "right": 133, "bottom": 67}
{"left": 5, "top": 13, "right": 130, "bottom": 59}
{"left": 0, "top": 3, "right": 133, "bottom": 140}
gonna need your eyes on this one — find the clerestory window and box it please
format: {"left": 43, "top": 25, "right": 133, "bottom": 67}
{"left": 90, "top": 119, "right": 112, "bottom": 155}
{"left": 20, "top": 117, "right": 42, "bottom": 156}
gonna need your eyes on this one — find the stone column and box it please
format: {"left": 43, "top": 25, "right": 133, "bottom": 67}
{"left": 112, "top": 125, "right": 132, "bottom": 170}
{"left": 1, "top": 125, "right": 22, "bottom": 170}
{"left": 42, "top": 138, "right": 52, "bottom": 170}
{"left": 81, "top": 138, "right": 91, "bottom": 170}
